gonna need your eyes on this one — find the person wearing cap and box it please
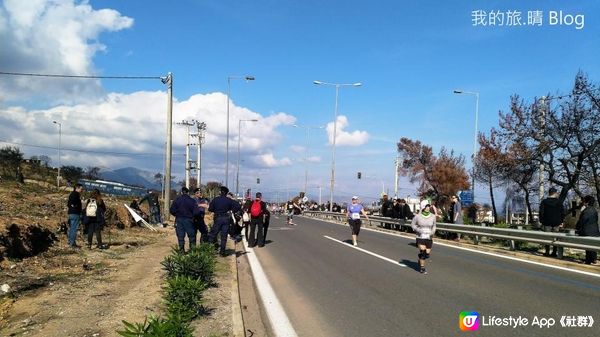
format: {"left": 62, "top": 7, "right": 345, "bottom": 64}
{"left": 411, "top": 200, "right": 437, "bottom": 274}
{"left": 208, "top": 186, "right": 241, "bottom": 256}
{"left": 244, "top": 192, "right": 269, "bottom": 247}
{"left": 347, "top": 196, "right": 370, "bottom": 246}
{"left": 170, "top": 187, "right": 202, "bottom": 252}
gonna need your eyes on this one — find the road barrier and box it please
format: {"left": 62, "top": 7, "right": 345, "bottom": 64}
{"left": 303, "top": 211, "right": 600, "bottom": 254}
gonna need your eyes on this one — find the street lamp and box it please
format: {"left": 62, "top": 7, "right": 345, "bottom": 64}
{"left": 52, "top": 121, "right": 61, "bottom": 188}
{"left": 293, "top": 124, "right": 324, "bottom": 195}
{"left": 314, "top": 80, "right": 362, "bottom": 211}
{"left": 453, "top": 89, "right": 479, "bottom": 201}
{"left": 226, "top": 75, "right": 255, "bottom": 188}
{"left": 236, "top": 118, "right": 258, "bottom": 196}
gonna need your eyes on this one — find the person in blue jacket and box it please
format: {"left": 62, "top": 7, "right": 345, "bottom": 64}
{"left": 208, "top": 186, "right": 241, "bottom": 256}
{"left": 170, "top": 187, "right": 202, "bottom": 252}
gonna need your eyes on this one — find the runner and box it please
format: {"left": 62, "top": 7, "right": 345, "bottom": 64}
{"left": 411, "top": 200, "right": 437, "bottom": 274}
{"left": 286, "top": 199, "right": 301, "bottom": 225}
{"left": 347, "top": 196, "right": 370, "bottom": 246}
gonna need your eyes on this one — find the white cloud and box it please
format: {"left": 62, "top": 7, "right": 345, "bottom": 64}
{"left": 306, "top": 156, "right": 321, "bottom": 163}
{"left": 325, "top": 115, "right": 369, "bottom": 146}
{"left": 0, "top": 0, "right": 134, "bottom": 103}
{"left": 253, "top": 153, "right": 292, "bottom": 168}
{"left": 290, "top": 145, "right": 305, "bottom": 153}
{"left": 0, "top": 91, "right": 296, "bottom": 175}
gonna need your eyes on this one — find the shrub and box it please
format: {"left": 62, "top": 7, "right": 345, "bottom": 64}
{"left": 161, "top": 244, "right": 216, "bottom": 284}
{"left": 117, "top": 315, "right": 193, "bottom": 337}
{"left": 164, "top": 275, "right": 207, "bottom": 320}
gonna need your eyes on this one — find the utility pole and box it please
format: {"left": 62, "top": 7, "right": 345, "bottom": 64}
{"left": 177, "top": 120, "right": 195, "bottom": 189}
{"left": 161, "top": 72, "right": 173, "bottom": 222}
{"left": 194, "top": 122, "right": 206, "bottom": 187}
{"left": 394, "top": 156, "right": 399, "bottom": 198}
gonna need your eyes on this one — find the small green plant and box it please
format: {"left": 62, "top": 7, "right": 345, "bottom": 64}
{"left": 161, "top": 244, "right": 216, "bottom": 284}
{"left": 117, "top": 315, "right": 193, "bottom": 337}
{"left": 164, "top": 275, "right": 207, "bottom": 320}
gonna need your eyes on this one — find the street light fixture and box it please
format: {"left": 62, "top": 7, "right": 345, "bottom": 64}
{"left": 52, "top": 121, "right": 62, "bottom": 188}
{"left": 314, "top": 80, "right": 362, "bottom": 211}
{"left": 453, "top": 89, "right": 480, "bottom": 202}
{"left": 236, "top": 118, "right": 259, "bottom": 196}
{"left": 226, "top": 75, "right": 255, "bottom": 188}
{"left": 292, "top": 124, "right": 324, "bottom": 195}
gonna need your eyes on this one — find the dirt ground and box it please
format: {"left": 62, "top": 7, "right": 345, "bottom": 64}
{"left": 0, "top": 181, "right": 236, "bottom": 337}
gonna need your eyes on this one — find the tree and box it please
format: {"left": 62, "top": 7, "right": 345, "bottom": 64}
{"left": 397, "top": 138, "right": 470, "bottom": 201}
{"left": 0, "top": 146, "right": 24, "bottom": 179}
{"left": 61, "top": 165, "right": 84, "bottom": 183}
{"left": 154, "top": 172, "right": 163, "bottom": 189}
{"left": 474, "top": 130, "right": 507, "bottom": 224}
{"left": 205, "top": 181, "right": 222, "bottom": 198}
{"left": 84, "top": 166, "right": 101, "bottom": 180}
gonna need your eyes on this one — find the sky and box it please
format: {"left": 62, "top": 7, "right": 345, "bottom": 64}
{"left": 1, "top": 0, "right": 599, "bottom": 204}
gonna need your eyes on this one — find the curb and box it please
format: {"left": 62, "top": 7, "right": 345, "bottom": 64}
{"left": 229, "top": 240, "right": 245, "bottom": 337}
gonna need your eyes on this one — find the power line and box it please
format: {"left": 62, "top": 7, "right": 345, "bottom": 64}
{"left": 0, "top": 71, "right": 161, "bottom": 80}
{"left": 0, "top": 139, "right": 184, "bottom": 157}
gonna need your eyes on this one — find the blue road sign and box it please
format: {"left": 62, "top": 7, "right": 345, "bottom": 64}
{"left": 459, "top": 191, "right": 474, "bottom": 206}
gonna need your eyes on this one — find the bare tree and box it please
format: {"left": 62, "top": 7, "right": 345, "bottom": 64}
{"left": 474, "top": 130, "right": 507, "bottom": 224}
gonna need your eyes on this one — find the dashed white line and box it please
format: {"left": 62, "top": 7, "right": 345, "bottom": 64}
{"left": 323, "top": 235, "right": 408, "bottom": 268}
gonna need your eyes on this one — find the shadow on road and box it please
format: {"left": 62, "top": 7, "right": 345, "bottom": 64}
{"left": 400, "top": 259, "right": 421, "bottom": 272}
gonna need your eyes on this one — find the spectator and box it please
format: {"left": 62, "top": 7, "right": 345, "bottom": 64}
{"left": 246, "top": 192, "right": 269, "bottom": 247}
{"left": 83, "top": 189, "right": 107, "bottom": 249}
{"left": 576, "top": 195, "right": 599, "bottom": 265}
{"left": 67, "top": 184, "right": 84, "bottom": 248}
{"left": 192, "top": 188, "right": 209, "bottom": 243}
{"left": 539, "top": 187, "right": 565, "bottom": 257}
{"left": 381, "top": 194, "right": 394, "bottom": 229}
{"left": 140, "top": 190, "right": 161, "bottom": 225}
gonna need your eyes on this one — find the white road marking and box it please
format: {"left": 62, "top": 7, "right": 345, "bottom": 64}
{"left": 243, "top": 238, "right": 298, "bottom": 337}
{"left": 309, "top": 217, "right": 600, "bottom": 279}
{"left": 323, "top": 235, "right": 408, "bottom": 268}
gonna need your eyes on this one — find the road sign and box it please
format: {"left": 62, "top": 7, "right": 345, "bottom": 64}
{"left": 459, "top": 191, "right": 474, "bottom": 206}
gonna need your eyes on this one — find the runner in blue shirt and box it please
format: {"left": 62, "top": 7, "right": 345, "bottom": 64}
{"left": 347, "top": 196, "right": 370, "bottom": 246}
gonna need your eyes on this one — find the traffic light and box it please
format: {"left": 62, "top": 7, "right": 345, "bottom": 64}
{"left": 257, "top": 178, "right": 260, "bottom": 184}
{"left": 357, "top": 172, "right": 362, "bottom": 179}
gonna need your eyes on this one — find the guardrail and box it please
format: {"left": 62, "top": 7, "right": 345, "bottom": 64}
{"left": 303, "top": 211, "right": 600, "bottom": 256}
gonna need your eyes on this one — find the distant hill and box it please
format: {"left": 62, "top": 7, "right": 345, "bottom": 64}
{"left": 100, "top": 167, "right": 161, "bottom": 189}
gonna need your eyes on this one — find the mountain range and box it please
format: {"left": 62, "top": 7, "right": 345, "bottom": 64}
{"left": 100, "top": 167, "right": 162, "bottom": 189}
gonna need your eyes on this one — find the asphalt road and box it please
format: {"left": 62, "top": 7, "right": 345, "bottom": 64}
{"left": 250, "top": 214, "right": 600, "bottom": 337}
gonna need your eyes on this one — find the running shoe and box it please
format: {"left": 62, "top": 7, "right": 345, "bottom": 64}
{"left": 353, "top": 241, "right": 358, "bottom": 246}
{"left": 420, "top": 267, "right": 427, "bottom": 274}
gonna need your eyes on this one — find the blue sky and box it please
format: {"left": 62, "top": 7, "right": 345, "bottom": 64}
{"left": 1, "top": 0, "right": 599, "bottom": 204}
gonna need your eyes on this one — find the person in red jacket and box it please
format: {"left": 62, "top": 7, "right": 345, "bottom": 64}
{"left": 246, "top": 192, "right": 270, "bottom": 247}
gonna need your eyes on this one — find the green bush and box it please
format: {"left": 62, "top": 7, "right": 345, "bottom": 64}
{"left": 117, "top": 315, "right": 193, "bottom": 337}
{"left": 164, "top": 275, "right": 207, "bottom": 320}
{"left": 161, "top": 244, "right": 216, "bottom": 285}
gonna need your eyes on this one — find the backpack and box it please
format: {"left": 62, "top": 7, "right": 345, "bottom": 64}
{"left": 250, "top": 200, "right": 262, "bottom": 217}
{"left": 86, "top": 199, "right": 98, "bottom": 217}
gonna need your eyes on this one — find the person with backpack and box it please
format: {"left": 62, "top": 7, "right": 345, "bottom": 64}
{"left": 83, "top": 189, "right": 107, "bottom": 249}
{"left": 246, "top": 192, "right": 269, "bottom": 247}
